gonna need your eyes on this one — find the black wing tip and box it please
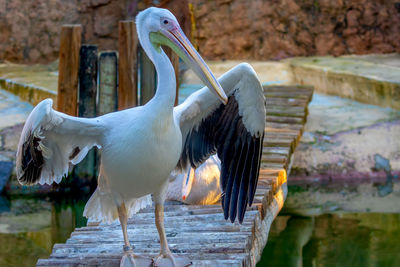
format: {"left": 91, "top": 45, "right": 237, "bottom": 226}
{"left": 19, "top": 133, "right": 44, "bottom": 185}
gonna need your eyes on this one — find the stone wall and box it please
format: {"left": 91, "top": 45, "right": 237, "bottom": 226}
{"left": 1, "top": 0, "right": 399, "bottom": 63}
{"left": 0, "top": 0, "right": 128, "bottom": 63}
{"left": 190, "top": 0, "right": 400, "bottom": 60}
{"left": 0, "top": 0, "right": 189, "bottom": 63}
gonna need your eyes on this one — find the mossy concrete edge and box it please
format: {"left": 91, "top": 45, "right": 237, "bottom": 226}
{"left": 286, "top": 59, "right": 400, "bottom": 110}
{"left": 0, "top": 77, "right": 56, "bottom": 106}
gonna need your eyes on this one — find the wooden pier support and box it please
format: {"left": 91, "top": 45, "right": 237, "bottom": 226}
{"left": 74, "top": 44, "right": 98, "bottom": 180}
{"left": 98, "top": 51, "right": 118, "bottom": 115}
{"left": 56, "top": 24, "right": 82, "bottom": 115}
{"left": 118, "top": 20, "right": 138, "bottom": 110}
{"left": 78, "top": 45, "right": 98, "bottom": 118}
{"left": 139, "top": 48, "right": 156, "bottom": 105}
{"left": 139, "top": 46, "right": 180, "bottom": 105}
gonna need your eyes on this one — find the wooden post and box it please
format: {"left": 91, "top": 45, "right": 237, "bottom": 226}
{"left": 164, "top": 47, "right": 180, "bottom": 106}
{"left": 98, "top": 51, "right": 118, "bottom": 115}
{"left": 78, "top": 45, "right": 98, "bottom": 118}
{"left": 139, "top": 46, "right": 179, "bottom": 106}
{"left": 74, "top": 44, "right": 98, "bottom": 181}
{"left": 118, "top": 20, "right": 138, "bottom": 110}
{"left": 57, "top": 24, "right": 82, "bottom": 115}
{"left": 139, "top": 46, "right": 156, "bottom": 105}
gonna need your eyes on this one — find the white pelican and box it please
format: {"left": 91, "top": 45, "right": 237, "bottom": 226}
{"left": 167, "top": 155, "right": 222, "bottom": 205}
{"left": 16, "top": 7, "right": 265, "bottom": 267}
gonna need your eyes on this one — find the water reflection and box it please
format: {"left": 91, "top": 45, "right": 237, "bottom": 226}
{"left": 258, "top": 213, "right": 400, "bottom": 267}
{"left": 0, "top": 197, "right": 88, "bottom": 267}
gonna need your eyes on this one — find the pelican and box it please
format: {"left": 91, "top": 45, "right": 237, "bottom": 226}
{"left": 16, "top": 7, "right": 265, "bottom": 267}
{"left": 167, "top": 155, "right": 222, "bottom": 205}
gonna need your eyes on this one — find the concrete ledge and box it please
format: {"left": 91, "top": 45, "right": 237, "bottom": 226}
{"left": 286, "top": 55, "right": 400, "bottom": 109}
{"left": 0, "top": 78, "right": 56, "bottom": 106}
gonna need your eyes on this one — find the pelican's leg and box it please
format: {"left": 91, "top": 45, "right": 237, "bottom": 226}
{"left": 117, "top": 202, "right": 155, "bottom": 267}
{"left": 154, "top": 202, "right": 178, "bottom": 266}
{"left": 152, "top": 183, "right": 178, "bottom": 267}
{"left": 117, "top": 202, "right": 136, "bottom": 267}
{"left": 153, "top": 184, "right": 191, "bottom": 267}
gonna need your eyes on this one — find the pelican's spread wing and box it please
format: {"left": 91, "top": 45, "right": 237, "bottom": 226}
{"left": 175, "top": 63, "right": 266, "bottom": 223}
{"left": 16, "top": 99, "right": 105, "bottom": 185}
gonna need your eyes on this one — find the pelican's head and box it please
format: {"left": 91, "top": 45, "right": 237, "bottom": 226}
{"left": 136, "top": 7, "right": 228, "bottom": 104}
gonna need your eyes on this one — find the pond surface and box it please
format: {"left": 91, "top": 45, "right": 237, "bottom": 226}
{"left": 0, "top": 196, "right": 88, "bottom": 267}
{"left": 258, "top": 180, "right": 400, "bottom": 267}
{"left": 0, "top": 180, "right": 399, "bottom": 266}
{"left": 258, "top": 213, "right": 400, "bottom": 267}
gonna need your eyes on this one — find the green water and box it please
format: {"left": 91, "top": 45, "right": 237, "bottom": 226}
{"left": 0, "top": 197, "right": 88, "bottom": 267}
{"left": 258, "top": 180, "right": 400, "bottom": 267}
{"left": 258, "top": 213, "right": 400, "bottom": 267}
{"left": 1, "top": 181, "right": 399, "bottom": 267}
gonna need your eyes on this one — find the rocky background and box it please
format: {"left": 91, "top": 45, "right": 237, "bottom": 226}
{"left": 0, "top": 0, "right": 127, "bottom": 63}
{"left": 0, "top": 0, "right": 399, "bottom": 63}
{"left": 191, "top": 0, "right": 400, "bottom": 60}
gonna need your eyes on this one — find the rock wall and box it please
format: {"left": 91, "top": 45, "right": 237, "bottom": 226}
{"left": 1, "top": 0, "right": 399, "bottom": 63}
{"left": 190, "top": 0, "right": 400, "bottom": 60}
{"left": 0, "top": 0, "right": 128, "bottom": 63}
{"left": 0, "top": 0, "right": 189, "bottom": 63}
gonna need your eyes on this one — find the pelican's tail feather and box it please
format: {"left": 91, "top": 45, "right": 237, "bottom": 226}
{"left": 83, "top": 189, "right": 152, "bottom": 224}
{"left": 126, "top": 194, "right": 153, "bottom": 218}
{"left": 83, "top": 189, "right": 118, "bottom": 224}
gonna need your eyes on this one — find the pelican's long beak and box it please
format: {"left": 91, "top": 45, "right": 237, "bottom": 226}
{"left": 150, "top": 26, "right": 228, "bottom": 104}
{"left": 182, "top": 167, "right": 195, "bottom": 202}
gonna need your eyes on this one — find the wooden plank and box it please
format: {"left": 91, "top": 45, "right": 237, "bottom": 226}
{"left": 38, "top": 255, "right": 249, "bottom": 266}
{"left": 265, "top": 127, "right": 300, "bottom": 136}
{"left": 118, "top": 20, "right": 138, "bottom": 110}
{"left": 264, "top": 86, "right": 314, "bottom": 103}
{"left": 263, "top": 137, "right": 294, "bottom": 148}
{"left": 266, "top": 115, "right": 304, "bottom": 124}
{"left": 56, "top": 24, "right": 81, "bottom": 115}
{"left": 267, "top": 122, "right": 304, "bottom": 131}
{"left": 39, "top": 253, "right": 251, "bottom": 262}
{"left": 263, "top": 147, "right": 290, "bottom": 155}
{"left": 266, "top": 97, "right": 308, "bottom": 106}
{"left": 266, "top": 106, "right": 306, "bottom": 118}
{"left": 74, "top": 44, "right": 98, "bottom": 179}
{"left": 98, "top": 51, "right": 118, "bottom": 115}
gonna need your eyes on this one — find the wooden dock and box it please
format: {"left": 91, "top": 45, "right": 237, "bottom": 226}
{"left": 37, "top": 85, "right": 313, "bottom": 267}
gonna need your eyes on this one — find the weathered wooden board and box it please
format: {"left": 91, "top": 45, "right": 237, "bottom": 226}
{"left": 56, "top": 24, "right": 81, "bottom": 115}
{"left": 98, "top": 51, "right": 118, "bottom": 115}
{"left": 118, "top": 20, "right": 138, "bottom": 110}
{"left": 74, "top": 44, "right": 98, "bottom": 179}
{"left": 139, "top": 47, "right": 156, "bottom": 105}
{"left": 37, "top": 85, "right": 313, "bottom": 267}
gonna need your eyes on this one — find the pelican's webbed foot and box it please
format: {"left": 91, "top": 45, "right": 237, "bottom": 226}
{"left": 120, "top": 245, "right": 153, "bottom": 267}
{"left": 153, "top": 252, "right": 191, "bottom": 267}
{"left": 120, "top": 245, "right": 136, "bottom": 267}
{"left": 154, "top": 251, "right": 176, "bottom": 267}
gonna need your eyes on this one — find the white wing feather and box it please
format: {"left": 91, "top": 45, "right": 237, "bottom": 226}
{"left": 16, "top": 99, "right": 106, "bottom": 185}
{"left": 175, "top": 63, "right": 265, "bottom": 138}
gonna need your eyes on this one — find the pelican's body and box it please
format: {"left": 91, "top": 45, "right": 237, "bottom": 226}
{"left": 16, "top": 7, "right": 266, "bottom": 267}
{"left": 99, "top": 103, "right": 181, "bottom": 201}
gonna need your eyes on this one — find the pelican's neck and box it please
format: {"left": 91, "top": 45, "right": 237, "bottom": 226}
{"left": 142, "top": 35, "right": 176, "bottom": 112}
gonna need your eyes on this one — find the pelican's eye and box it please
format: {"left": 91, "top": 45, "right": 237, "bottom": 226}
{"left": 160, "top": 17, "right": 174, "bottom": 29}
